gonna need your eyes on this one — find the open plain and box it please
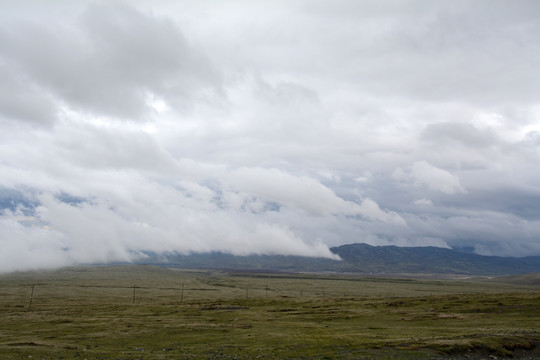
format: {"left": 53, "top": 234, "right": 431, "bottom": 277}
{"left": 0, "top": 265, "right": 539, "bottom": 359}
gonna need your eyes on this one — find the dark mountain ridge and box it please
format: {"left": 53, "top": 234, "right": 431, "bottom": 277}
{"left": 144, "top": 243, "right": 540, "bottom": 276}
{"left": 330, "top": 243, "right": 540, "bottom": 275}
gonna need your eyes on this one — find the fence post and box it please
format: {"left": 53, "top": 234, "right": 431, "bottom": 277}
{"left": 28, "top": 284, "right": 35, "bottom": 311}
{"left": 181, "top": 283, "right": 184, "bottom": 303}
{"left": 132, "top": 285, "right": 136, "bottom": 304}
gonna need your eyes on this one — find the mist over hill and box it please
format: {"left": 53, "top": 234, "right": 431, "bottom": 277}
{"left": 142, "top": 243, "right": 540, "bottom": 276}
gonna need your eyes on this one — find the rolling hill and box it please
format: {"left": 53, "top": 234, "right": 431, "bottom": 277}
{"left": 330, "top": 243, "right": 540, "bottom": 275}
{"left": 143, "top": 243, "right": 540, "bottom": 276}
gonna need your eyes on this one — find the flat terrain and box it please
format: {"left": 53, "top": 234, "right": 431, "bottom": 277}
{"left": 0, "top": 266, "right": 539, "bottom": 359}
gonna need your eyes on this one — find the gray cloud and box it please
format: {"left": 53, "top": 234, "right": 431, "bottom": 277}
{"left": 421, "top": 122, "right": 500, "bottom": 149}
{"left": 302, "top": 0, "right": 540, "bottom": 104}
{"left": 0, "top": 1, "right": 220, "bottom": 122}
{"left": 0, "top": 61, "right": 57, "bottom": 125}
{"left": 1, "top": 0, "right": 539, "bottom": 272}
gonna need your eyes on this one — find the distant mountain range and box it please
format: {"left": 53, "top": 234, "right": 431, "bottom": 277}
{"left": 143, "top": 243, "right": 540, "bottom": 276}
{"left": 330, "top": 243, "right": 540, "bottom": 275}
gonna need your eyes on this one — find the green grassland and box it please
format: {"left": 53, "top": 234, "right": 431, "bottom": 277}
{"left": 0, "top": 266, "right": 539, "bottom": 359}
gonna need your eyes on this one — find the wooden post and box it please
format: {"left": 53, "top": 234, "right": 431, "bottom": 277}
{"left": 132, "top": 285, "right": 136, "bottom": 304}
{"left": 181, "top": 283, "right": 184, "bottom": 303}
{"left": 28, "top": 284, "right": 35, "bottom": 311}
{"left": 265, "top": 284, "right": 268, "bottom": 298}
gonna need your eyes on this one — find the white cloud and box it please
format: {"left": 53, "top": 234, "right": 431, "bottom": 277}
{"left": 224, "top": 167, "right": 405, "bottom": 225}
{"left": 356, "top": 198, "right": 407, "bottom": 226}
{"left": 354, "top": 172, "right": 373, "bottom": 183}
{"left": 394, "top": 161, "right": 466, "bottom": 194}
{"left": 225, "top": 167, "right": 350, "bottom": 216}
{"left": 0, "top": 218, "right": 71, "bottom": 272}
{"left": 414, "top": 198, "right": 433, "bottom": 206}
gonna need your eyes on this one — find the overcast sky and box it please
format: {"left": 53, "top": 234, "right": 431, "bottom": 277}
{"left": 1, "top": 0, "right": 540, "bottom": 272}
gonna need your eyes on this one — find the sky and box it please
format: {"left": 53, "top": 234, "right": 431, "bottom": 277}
{"left": 1, "top": 0, "right": 540, "bottom": 272}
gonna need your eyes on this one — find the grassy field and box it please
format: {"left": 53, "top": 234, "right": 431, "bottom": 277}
{"left": 0, "top": 265, "right": 539, "bottom": 359}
